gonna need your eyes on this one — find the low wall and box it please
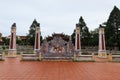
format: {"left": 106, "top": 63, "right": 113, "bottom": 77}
{"left": 112, "top": 55, "right": 120, "bottom": 61}
{"left": 76, "top": 53, "right": 94, "bottom": 61}
{"left": 0, "top": 54, "right": 3, "bottom": 60}
{"left": 21, "top": 53, "right": 41, "bottom": 61}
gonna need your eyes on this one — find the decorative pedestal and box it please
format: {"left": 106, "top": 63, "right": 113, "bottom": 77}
{"left": 73, "top": 52, "right": 76, "bottom": 61}
{"left": 39, "top": 53, "right": 42, "bottom": 61}
{"left": 108, "top": 54, "right": 112, "bottom": 61}
{"left": 98, "top": 51, "right": 107, "bottom": 58}
{"left": 8, "top": 49, "right": 17, "bottom": 57}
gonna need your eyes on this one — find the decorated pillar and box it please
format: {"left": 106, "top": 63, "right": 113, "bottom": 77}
{"left": 75, "top": 24, "right": 81, "bottom": 56}
{"left": 34, "top": 23, "right": 40, "bottom": 54}
{"left": 98, "top": 25, "right": 107, "bottom": 58}
{"left": 8, "top": 23, "right": 17, "bottom": 57}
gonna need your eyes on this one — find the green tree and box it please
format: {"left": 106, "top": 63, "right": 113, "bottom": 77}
{"left": 0, "top": 33, "right": 2, "bottom": 38}
{"left": 105, "top": 6, "right": 120, "bottom": 50}
{"left": 71, "top": 29, "right": 75, "bottom": 45}
{"left": 89, "top": 28, "right": 99, "bottom": 46}
{"left": 0, "top": 33, "right": 2, "bottom": 42}
{"left": 26, "top": 19, "right": 43, "bottom": 46}
{"left": 78, "top": 16, "right": 90, "bottom": 46}
{"left": 71, "top": 16, "right": 90, "bottom": 46}
{"left": 2, "top": 38, "right": 9, "bottom": 45}
{"left": 16, "top": 37, "right": 22, "bottom": 45}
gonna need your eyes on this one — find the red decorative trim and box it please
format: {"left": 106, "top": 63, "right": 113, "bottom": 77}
{"left": 10, "top": 33, "right": 13, "bottom": 49}
{"left": 36, "top": 33, "right": 39, "bottom": 49}
{"left": 102, "top": 34, "right": 104, "bottom": 50}
{"left": 77, "top": 34, "right": 79, "bottom": 49}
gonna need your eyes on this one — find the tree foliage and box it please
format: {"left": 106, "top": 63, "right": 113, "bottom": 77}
{"left": 89, "top": 28, "right": 99, "bottom": 46}
{"left": 105, "top": 6, "right": 120, "bottom": 49}
{"left": 79, "top": 17, "right": 90, "bottom": 46}
{"left": 72, "top": 6, "right": 120, "bottom": 50}
{"left": 0, "top": 33, "right": 2, "bottom": 42}
{"left": 71, "top": 16, "right": 90, "bottom": 46}
{"left": 26, "top": 19, "right": 43, "bottom": 46}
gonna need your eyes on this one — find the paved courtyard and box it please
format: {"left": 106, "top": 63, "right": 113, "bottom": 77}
{"left": 0, "top": 58, "right": 120, "bottom": 80}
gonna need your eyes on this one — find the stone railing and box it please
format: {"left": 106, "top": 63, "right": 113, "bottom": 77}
{"left": 75, "top": 53, "right": 94, "bottom": 61}
{"left": 21, "top": 53, "right": 41, "bottom": 61}
{"left": 42, "top": 56, "right": 73, "bottom": 61}
{"left": 0, "top": 53, "right": 3, "bottom": 60}
{"left": 109, "top": 54, "right": 120, "bottom": 61}
{"left": 112, "top": 55, "right": 120, "bottom": 61}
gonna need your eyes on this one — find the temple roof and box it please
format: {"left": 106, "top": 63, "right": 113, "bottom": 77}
{"left": 46, "top": 33, "right": 70, "bottom": 42}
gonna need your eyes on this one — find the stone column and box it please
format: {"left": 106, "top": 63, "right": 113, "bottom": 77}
{"left": 34, "top": 23, "right": 40, "bottom": 54}
{"left": 75, "top": 24, "right": 81, "bottom": 56}
{"left": 98, "top": 25, "right": 107, "bottom": 58}
{"left": 8, "top": 23, "right": 17, "bottom": 57}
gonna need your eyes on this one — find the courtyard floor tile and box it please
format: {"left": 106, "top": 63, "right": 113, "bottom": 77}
{"left": 0, "top": 58, "right": 120, "bottom": 80}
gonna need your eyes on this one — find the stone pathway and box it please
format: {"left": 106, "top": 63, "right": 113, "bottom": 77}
{"left": 0, "top": 58, "right": 120, "bottom": 80}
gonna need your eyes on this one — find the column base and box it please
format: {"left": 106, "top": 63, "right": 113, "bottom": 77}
{"left": 78, "top": 51, "right": 82, "bottom": 56}
{"left": 34, "top": 49, "right": 40, "bottom": 54}
{"left": 108, "top": 54, "right": 112, "bottom": 61}
{"left": 7, "top": 50, "right": 17, "bottom": 58}
{"left": 39, "top": 53, "right": 42, "bottom": 61}
{"left": 73, "top": 53, "right": 76, "bottom": 61}
{"left": 98, "top": 52, "right": 107, "bottom": 58}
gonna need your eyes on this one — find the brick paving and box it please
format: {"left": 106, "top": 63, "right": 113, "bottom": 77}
{"left": 0, "top": 58, "right": 120, "bottom": 80}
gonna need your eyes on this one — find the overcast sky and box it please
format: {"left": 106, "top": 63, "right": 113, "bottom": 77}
{"left": 0, "top": 0, "right": 120, "bottom": 38}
